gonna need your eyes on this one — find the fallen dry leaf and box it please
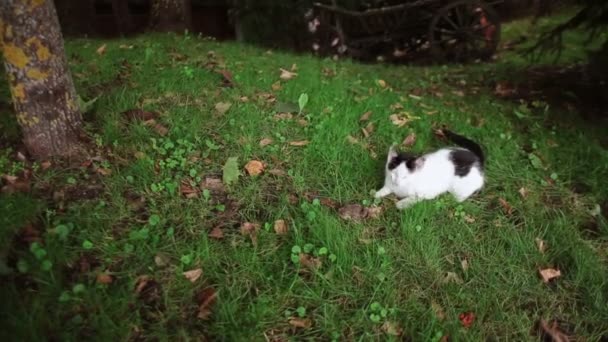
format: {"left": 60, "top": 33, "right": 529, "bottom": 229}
{"left": 154, "top": 253, "right": 170, "bottom": 267}
{"left": 463, "top": 214, "right": 476, "bottom": 223}
{"left": 240, "top": 222, "right": 260, "bottom": 246}
{"left": 498, "top": 198, "right": 513, "bottom": 215}
{"left": 538, "top": 319, "right": 571, "bottom": 342}
{"left": 183, "top": 268, "right": 203, "bottom": 283}
{"left": 381, "top": 321, "right": 403, "bottom": 336}
{"left": 218, "top": 69, "right": 235, "bottom": 87}
{"left": 279, "top": 68, "right": 297, "bottom": 80}
{"left": 459, "top": 312, "right": 475, "bottom": 328}
{"left": 402, "top": 132, "right": 416, "bottom": 147}
{"left": 539, "top": 267, "right": 561, "bottom": 283}
{"left": 268, "top": 169, "right": 286, "bottom": 176}
{"left": 208, "top": 227, "right": 224, "bottom": 239}
{"left": 338, "top": 204, "right": 368, "bottom": 221}
{"left": 452, "top": 90, "right": 465, "bottom": 97}
{"left": 390, "top": 102, "right": 404, "bottom": 111}
{"left": 96, "top": 168, "right": 112, "bottom": 176}
{"left": 289, "top": 140, "right": 309, "bottom": 146}
{"left": 180, "top": 180, "right": 199, "bottom": 198}
{"left": 442, "top": 272, "right": 463, "bottom": 284}
{"left": 274, "top": 220, "right": 288, "bottom": 235}
{"left": 96, "top": 44, "right": 107, "bottom": 55}
{"left": 143, "top": 119, "right": 169, "bottom": 136}
{"left": 346, "top": 135, "right": 359, "bottom": 144}
{"left": 196, "top": 287, "right": 217, "bottom": 320}
{"left": 40, "top": 160, "right": 52, "bottom": 170}
{"left": 359, "top": 111, "right": 372, "bottom": 122}
{"left": 494, "top": 81, "right": 516, "bottom": 97}
{"left": 288, "top": 317, "right": 312, "bottom": 329}
{"left": 535, "top": 238, "right": 547, "bottom": 254}
{"left": 244, "top": 160, "right": 265, "bottom": 176}
{"left": 518, "top": 187, "right": 528, "bottom": 198}
{"left": 214, "top": 102, "right": 232, "bottom": 115}
{"left": 299, "top": 253, "right": 322, "bottom": 270}
{"left": 96, "top": 272, "right": 113, "bottom": 284}
{"left": 271, "top": 81, "right": 282, "bottom": 91}
{"left": 377, "top": 79, "right": 387, "bottom": 88}
{"left": 461, "top": 258, "right": 470, "bottom": 272}
{"left": 362, "top": 122, "right": 374, "bottom": 137}
{"left": 297, "top": 119, "right": 308, "bottom": 127}
{"left": 259, "top": 138, "right": 273, "bottom": 147}
{"left": 389, "top": 114, "right": 409, "bottom": 127}
{"left": 274, "top": 112, "right": 293, "bottom": 120}
{"left": 200, "top": 177, "right": 225, "bottom": 194}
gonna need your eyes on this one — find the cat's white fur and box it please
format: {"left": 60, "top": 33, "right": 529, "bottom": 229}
{"left": 375, "top": 145, "right": 484, "bottom": 209}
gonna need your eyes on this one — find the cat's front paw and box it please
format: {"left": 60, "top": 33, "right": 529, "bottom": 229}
{"left": 374, "top": 187, "right": 391, "bottom": 199}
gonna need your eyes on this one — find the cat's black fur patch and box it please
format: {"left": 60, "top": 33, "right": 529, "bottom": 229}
{"left": 449, "top": 148, "right": 480, "bottom": 177}
{"left": 388, "top": 152, "right": 418, "bottom": 171}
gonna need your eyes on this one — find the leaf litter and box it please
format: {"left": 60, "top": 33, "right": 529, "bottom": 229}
{"left": 245, "top": 160, "right": 265, "bottom": 176}
{"left": 183, "top": 268, "right": 203, "bottom": 283}
{"left": 539, "top": 268, "right": 561, "bottom": 283}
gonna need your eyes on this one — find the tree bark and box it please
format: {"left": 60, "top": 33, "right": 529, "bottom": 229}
{"left": 0, "top": 0, "right": 83, "bottom": 159}
{"left": 149, "top": 0, "right": 193, "bottom": 33}
{"left": 112, "top": 0, "right": 134, "bottom": 35}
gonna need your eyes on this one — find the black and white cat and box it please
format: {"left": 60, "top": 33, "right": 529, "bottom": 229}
{"left": 375, "top": 130, "right": 485, "bottom": 209}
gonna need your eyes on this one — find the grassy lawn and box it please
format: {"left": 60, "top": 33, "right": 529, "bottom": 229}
{"left": 1, "top": 12, "right": 607, "bottom": 341}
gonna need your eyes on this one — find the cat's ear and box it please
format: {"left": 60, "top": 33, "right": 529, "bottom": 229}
{"left": 406, "top": 157, "right": 425, "bottom": 171}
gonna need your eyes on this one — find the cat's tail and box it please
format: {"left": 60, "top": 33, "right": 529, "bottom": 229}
{"left": 442, "top": 130, "right": 485, "bottom": 165}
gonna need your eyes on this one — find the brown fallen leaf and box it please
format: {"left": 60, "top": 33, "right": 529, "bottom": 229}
{"left": 200, "top": 177, "right": 225, "bottom": 194}
{"left": 288, "top": 317, "right": 312, "bottom": 329}
{"left": 494, "top": 81, "right": 516, "bottom": 97}
{"left": 433, "top": 128, "right": 447, "bottom": 139}
{"left": 279, "top": 68, "right": 297, "bottom": 80}
{"left": 214, "top": 102, "right": 232, "bottom": 115}
{"left": 498, "top": 198, "right": 513, "bottom": 215}
{"left": 377, "top": 79, "right": 387, "bottom": 88}
{"left": 96, "top": 168, "right": 112, "bottom": 176}
{"left": 268, "top": 169, "right": 286, "bottom": 176}
{"left": 452, "top": 90, "right": 465, "bottom": 97}
{"left": 535, "top": 238, "right": 547, "bottom": 254}
{"left": 299, "top": 253, "right": 322, "bottom": 270}
{"left": 402, "top": 132, "right": 416, "bottom": 147}
{"left": 539, "top": 267, "right": 561, "bottom": 283}
{"left": 96, "top": 44, "right": 107, "bottom": 55}
{"left": 538, "top": 319, "right": 571, "bottom": 342}
{"left": 143, "top": 119, "right": 169, "bottom": 136}
{"left": 196, "top": 287, "right": 217, "bottom": 320}
{"left": 461, "top": 258, "right": 470, "bottom": 271}
{"left": 274, "top": 220, "right": 288, "bottom": 235}
{"left": 518, "top": 187, "right": 528, "bottom": 199}
{"left": 40, "top": 160, "right": 52, "bottom": 170}
{"left": 297, "top": 119, "right": 308, "bottom": 127}
{"left": 338, "top": 204, "right": 368, "bottom": 221}
{"left": 183, "top": 268, "right": 203, "bottom": 283}
{"left": 208, "top": 227, "right": 224, "bottom": 239}
{"left": 441, "top": 272, "right": 464, "bottom": 284}
{"left": 274, "top": 112, "right": 293, "bottom": 120}
{"left": 289, "top": 140, "right": 309, "bottom": 147}
{"left": 381, "top": 321, "right": 403, "bottom": 336}
{"left": 154, "top": 253, "right": 171, "bottom": 267}
{"left": 218, "top": 69, "right": 235, "bottom": 87}
{"left": 359, "top": 111, "right": 372, "bottom": 122}
{"left": 271, "top": 81, "right": 282, "bottom": 91}
{"left": 240, "top": 222, "right": 260, "bottom": 246}
{"left": 389, "top": 114, "right": 409, "bottom": 127}
{"left": 390, "top": 102, "right": 404, "bottom": 111}
{"left": 96, "top": 272, "right": 113, "bottom": 284}
{"left": 180, "top": 180, "right": 199, "bottom": 198}
{"left": 259, "top": 138, "right": 273, "bottom": 147}
{"left": 244, "top": 160, "right": 265, "bottom": 176}
{"left": 362, "top": 122, "right": 374, "bottom": 137}
{"left": 463, "top": 214, "right": 476, "bottom": 223}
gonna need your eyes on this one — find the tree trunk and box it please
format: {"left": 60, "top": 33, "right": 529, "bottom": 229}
{"left": 0, "top": 0, "right": 83, "bottom": 159}
{"left": 112, "top": 0, "right": 134, "bottom": 35}
{"left": 149, "top": 0, "right": 192, "bottom": 33}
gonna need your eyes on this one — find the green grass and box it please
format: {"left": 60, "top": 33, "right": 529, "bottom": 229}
{"left": 1, "top": 12, "right": 608, "bottom": 341}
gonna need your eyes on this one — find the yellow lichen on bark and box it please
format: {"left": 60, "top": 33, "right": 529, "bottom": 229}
{"left": 10, "top": 83, "right": 26, "bottom": 101}
{"left": 26, "top": 67, "right": 48, "bottom": 80}
{"left": 2, "top": 43, "right": 30, "bottom": 68}
{"left": 17, "top": 112, "right": 41, "bottom": 127}
{"left": 29, "top": 0, "right": 46, "bottom": 11}
{"left": 26, "top": 37, "right": 51, "bottom": 61}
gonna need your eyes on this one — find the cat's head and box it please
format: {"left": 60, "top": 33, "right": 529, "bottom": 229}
{"left": 385, "top": 145, "right": 424, "bottom": 179}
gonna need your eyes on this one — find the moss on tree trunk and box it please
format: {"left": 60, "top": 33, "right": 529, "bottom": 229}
{"left": 0, "top": 0, "right": 83, "bottom": 159}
